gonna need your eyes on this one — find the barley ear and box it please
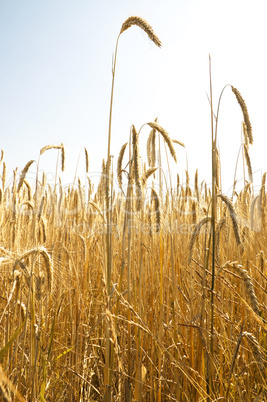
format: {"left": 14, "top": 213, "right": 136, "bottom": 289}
{"left": 147, "top": 122, "right": 177, "bottom": 163}
{"left": 194, "top": 169, "right": 199, "bottom": 200}
{"left": 224, "top": 262, "right": 260, "bottom": 315}
{"left": 147, "top": 127, "right": 156, "bottom": 167}
{"left": 2, "top": 162, "right": 6, "bottom": 190}
{"left": 132, "top": 125, "right": 142, "bottom": 208}
{"left": 231, "top": 86, "right": 253, "bottom": 144}
{"left": 243, "top": 143, "right": 253, "bottom": 183}
{"left": 172, "top": 139, "right": 185, "bottom": 148}
{"left": 17, "top": 160, "right": 35, "bottom": 193}
{"left": 120, "top": 16, "right": 162, "bottom": 48}
{"left": 117, "top": 142, "right": 128, "bottom": 189}
{"left": 142, "top": 167, "right": 158, "bottom": 186}
{"left": 243, "top": 332, "right": 264, "bottom": 370}
{"left": 61, "top": 144, "right": 65, "bottom": 172}
{"left": 84, "top": 147, "right": 89, "bottom": 173}
{"left": 39, "top": 247, "right": 53, "bottom": 293}
{"left": 218, "top": 194, "right": 242, "bottom": 248}
{"left": 242, "top": 121, "right": 249, "bottom": 147}
{"left": 151, "top": 188, "right": 161, "bottom": 232}
{"left": 188, "top": 217, "right": 212, "bottom": 265}
{"left": 40, "top": 144, "right": 64, "bottom": 155}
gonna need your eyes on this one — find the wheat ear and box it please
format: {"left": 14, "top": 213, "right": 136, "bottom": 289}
{"left": 0, "top": 364, "right": 26, "bottom": 402}
{"left": 260, "top": 172, "right": 266, "bottom": 210}
{"left": 243, "top": 332, "right": 264, "bottom": 370}
{"left": 17, "top": 160, "right": 35, "bottom": 193}
{"left": 117, "top": 142, "right": 128, "bottom": 189}
{"left": 13, "top": 247, "right": 53, "bottom": 293}
{"left": 142, "top": 167, "right": 158, "bottom": 186}
{"left": 84, "top": 147, "right": 89, "bottom": 173}
{"left": 147, "top": 122, "right": 177, "bottom": 162}
{"left": 89, "top": 201, "right": 106, "bottom": 223}
{"left": 40, "top": 144, "right": 64, "bottom": 155}
{"left": 120, "top": 16, "right": 162, "bottom": 48}
{"left": 243, "top": 143, "right": 253, "bottom": 182}
{"left": 194, "top": 169, "right": 199, "bottom": 200}
{"left": 188, "top": 217, "right": 212, "bottom": 265}
{"left": 39, "top": 247, "right": 53, "bottom": 292}
{"left": 132, "top": 125, "right": 143, "bottom": 209}
{"left": 224, "top": 262, "right": 260, "bottom": 315}
{"left": 172, "top": 138, "right": 185, "bottom": 147}
{"left": 23, "top": 180, "right": 32, "bottom": 200}
{"left": 242, "top": 121, "right": 249, "bottom": 147}
{"left": 147, "top": 127, "right": 156, "bottom": 167}
{"left": 2, "top": 162, "right": 6, "bottom": 190}
{"left": 250, "top": 195, "right": 259, "bottom": 231}
{"left": 231, "top": 86, "right": 253, "bottom": 144}
{"left": 151, "top": 188, "right": 160, "bottom": 232}
{"left": 217, "top": 194, "right": 242, "bottom": 247}
{"left": 61, "top": 144, "right": 65, "bottom": 171}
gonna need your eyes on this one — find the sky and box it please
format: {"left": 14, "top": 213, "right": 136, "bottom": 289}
{"left": 0, "top": 0, "right": 267, "bottom": 197}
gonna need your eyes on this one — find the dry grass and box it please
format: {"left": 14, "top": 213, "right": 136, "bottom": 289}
{"left": 0, "top": 143, "right": 266, "bottom": 401}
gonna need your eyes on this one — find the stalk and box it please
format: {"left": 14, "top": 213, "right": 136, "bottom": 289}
{"left": 209, "top": 55, "right": 216, "bottom": 395}
{"left": 104, "top": 18, "right": 161, "bottom": 399}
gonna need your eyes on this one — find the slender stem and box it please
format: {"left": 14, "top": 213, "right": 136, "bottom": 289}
{"left": 107, "top": 35, "right": 120, "bottom": 170}
{"left": 104, "top": 34, "right": 120, "bottom": 402}
{"left": 231, "top": 144, "right": 243, "bottom": 200}
{"left": 209, "top": 55, "right": 216, "bottom": 389}
{"left": 106, "top": 35, "right": 120, "bottom": 296}
{"left": 214, "top": 84, "right": 229, "bottom": 145}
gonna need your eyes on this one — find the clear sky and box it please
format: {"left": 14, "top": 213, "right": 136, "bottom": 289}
{"left": 0, "top": 0, "right": 267, "bottom": 196}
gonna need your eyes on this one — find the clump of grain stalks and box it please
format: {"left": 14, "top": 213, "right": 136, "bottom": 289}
{"left": 0, "top": 17, "right": 266, "bottom": 402}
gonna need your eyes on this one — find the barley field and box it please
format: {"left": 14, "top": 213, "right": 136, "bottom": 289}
{"left": 0, "top": 17, "right": 267, "bottom": 402}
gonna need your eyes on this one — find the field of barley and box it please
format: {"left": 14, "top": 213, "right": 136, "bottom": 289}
{"left": 0, "top": 16, "right": 267, "bottom": 402}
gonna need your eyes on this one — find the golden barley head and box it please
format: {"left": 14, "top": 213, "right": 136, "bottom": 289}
{"left": 147, "top": 122, "right": 177, "bottom": 163}
{"left": 120, "top": 16, "right": 162, "bottom": 48}
{"left": 17, "top": 160, "right": 35, "bottom": 193}
{"left": 231, "top": 86, "right": 253, "bottom": 145}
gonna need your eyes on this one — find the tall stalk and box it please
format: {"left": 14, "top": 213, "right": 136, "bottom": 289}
{"left": 209, "top": 55, "right": 216, "bottom": 346}
{"left": 105, "top": 15, "right": 162, "bottom": 297}
{"left": 104, "top": 16, "right": 162, "bottom": 401}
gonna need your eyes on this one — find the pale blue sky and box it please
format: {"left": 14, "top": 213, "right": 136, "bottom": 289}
{"left": 0, "top": 0, "right": 266, "bottom": 194}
